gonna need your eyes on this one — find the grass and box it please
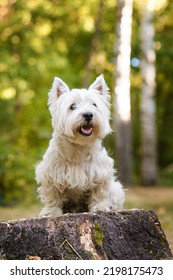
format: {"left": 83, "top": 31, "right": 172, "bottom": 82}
{"left": 0, "top": 187, "right": 173, "bottom": 253}
{"left": 0, "top": 203, "right": 40, "bottom": 221}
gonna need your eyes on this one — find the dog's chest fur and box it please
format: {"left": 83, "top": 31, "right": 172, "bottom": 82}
{"left": 44, "top": 137, "right": 114, "bottom": 191}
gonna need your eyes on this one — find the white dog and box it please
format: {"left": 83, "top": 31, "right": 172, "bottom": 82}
{"left": 35, "top": 75, "right": 124, "bottom": 217}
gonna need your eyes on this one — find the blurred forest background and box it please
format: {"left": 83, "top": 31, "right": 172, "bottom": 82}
{"left": 0, "top": 0, "right": 173, "bottom": 215}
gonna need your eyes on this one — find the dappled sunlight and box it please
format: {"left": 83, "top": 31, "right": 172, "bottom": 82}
{"left": 147, "top": 0, "right": 168, "bottom": 12}
{"left": 0, "top": 87, "right": 16, "bottom": 99}
{"left": 31, "top": 37, "right": 44, "bottom": 53}
{"left": 135, "top": 0, "right": 168, "bottom": 12}
{"left": 25, "top": 0, "right": 44, "bottom": 10}
{"left": 34, "top": 21, "right": 52, "bottom": 37}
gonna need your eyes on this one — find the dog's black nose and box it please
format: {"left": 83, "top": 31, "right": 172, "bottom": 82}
{"left": 83, "top": 112, "right": 93, "bottom": 122}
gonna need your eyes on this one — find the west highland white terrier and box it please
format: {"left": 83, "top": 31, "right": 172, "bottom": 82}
{"left": 35, "top": 75, "right": 124, "bottom": 217}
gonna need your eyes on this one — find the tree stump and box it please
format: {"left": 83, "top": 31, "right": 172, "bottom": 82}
{"left": 0, "top": 210, "right": 172, "bottom": 260}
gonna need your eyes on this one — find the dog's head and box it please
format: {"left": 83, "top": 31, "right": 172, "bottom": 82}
{"left": 48, "top": 75, "right": 112, "bottom": 144}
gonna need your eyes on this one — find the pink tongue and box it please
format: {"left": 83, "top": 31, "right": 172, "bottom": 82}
{"left": 81, "top": 127, "right": 92, "bottom": 134}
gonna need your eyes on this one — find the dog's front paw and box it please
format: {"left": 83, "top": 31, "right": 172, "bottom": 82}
{"left": 39, "top": 207, "right": 63, "bottom": 218}
{"left": 89, "top": 203, "right": 111, "bottom": 213}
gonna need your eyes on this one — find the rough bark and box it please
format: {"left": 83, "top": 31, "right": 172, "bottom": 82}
{"left": 0, "top": 210, "right": 172, "bottom": 260}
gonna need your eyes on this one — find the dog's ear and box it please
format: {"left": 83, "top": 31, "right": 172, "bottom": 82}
{"left": 48, "top": 77, "right": 70, "bottom": 115}
{"left": 88, "top": 74, "right": 109, "bottom": 95}
{"left": 52, "top": 77, "right": 70, "bottom": 98}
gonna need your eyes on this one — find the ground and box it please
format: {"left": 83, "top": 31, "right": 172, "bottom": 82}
{"left": 0, "top": 187, "right": 173, "bottom": 253}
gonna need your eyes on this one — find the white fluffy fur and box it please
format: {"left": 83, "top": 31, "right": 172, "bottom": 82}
{"left": 35, "top": 75, "right": 125, "bottom": 217}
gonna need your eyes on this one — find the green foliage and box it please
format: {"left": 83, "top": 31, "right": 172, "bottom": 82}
{"left": 0, "top": 0, "right": 116, "bottom": 204}
{"left": 0, "top": 0, "right": 173, "bottom": 204}
{"left": 155, "top": 2, "right": 173, "bottom": 168}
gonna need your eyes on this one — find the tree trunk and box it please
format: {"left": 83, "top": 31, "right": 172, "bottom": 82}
{"left": 140, "top": 3, "right": 157, "bottom": 186}
{"left": 113, "top": 0, "right": 133, "bottom": 186}
{"left": 0, "top": 210, "right": 172, "bottom": 260}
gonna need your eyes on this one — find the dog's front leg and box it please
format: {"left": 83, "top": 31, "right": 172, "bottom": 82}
{"left": 39, "top": 205, "right": 63, "bottom": 218}
{"left": 88, "top": 184, "right": 111, "bottom": 213}
{"left": 88, "top": 180, "right": 124, "bottom": 213}
{"left": 38, "top": 185, "right": 63, "bottom": 217}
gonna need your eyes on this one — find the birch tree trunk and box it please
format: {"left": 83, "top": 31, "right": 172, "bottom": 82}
{"left": 113, "top": 0, "right": 133, "bottom": 186}
{"left": 140, "top": 3, "right": 157, "bottom": 185}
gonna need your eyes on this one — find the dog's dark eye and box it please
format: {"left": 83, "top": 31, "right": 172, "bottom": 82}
{"left": 93, "top": 103, "right": 97, "bottom": 107}
{"left": 70, "top": 103, "right": 76, "bottom": 110}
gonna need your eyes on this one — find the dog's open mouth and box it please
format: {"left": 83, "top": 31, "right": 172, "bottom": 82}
{"left": 79, "top": 124, "right": 93, "bottom": 136}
